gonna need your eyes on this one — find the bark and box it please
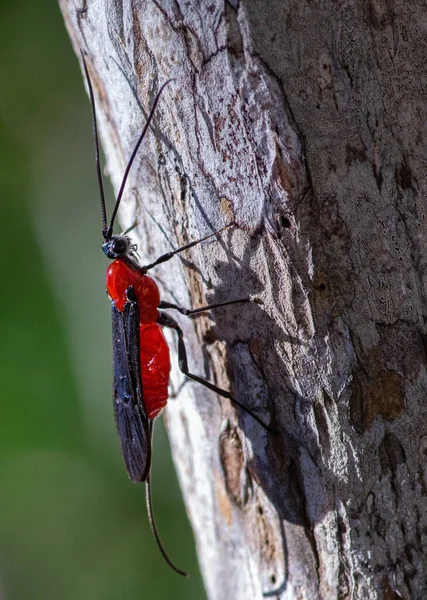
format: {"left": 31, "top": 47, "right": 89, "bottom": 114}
{"left": 59, "top": 1, "right": 427, "bottom": 598}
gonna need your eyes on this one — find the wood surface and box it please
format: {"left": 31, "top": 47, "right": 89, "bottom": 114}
{"left": 59, "top": 1, "right": 427, "bottom": 597}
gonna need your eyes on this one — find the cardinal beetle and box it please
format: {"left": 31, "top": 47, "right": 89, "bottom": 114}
{"left": 81, "top": 52, "right": 270, "bottom": 576}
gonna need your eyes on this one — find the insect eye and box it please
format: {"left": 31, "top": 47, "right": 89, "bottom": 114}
{"left": 113, "top": 237, "right": 129, "bottom": 255}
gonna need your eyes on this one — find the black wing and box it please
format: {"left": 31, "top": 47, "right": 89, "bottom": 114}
{"left": 112, "top": 287, "right": 152, "bottom": 482}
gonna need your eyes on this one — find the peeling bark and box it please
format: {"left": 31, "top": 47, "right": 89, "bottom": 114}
{"left": 59, "top": 1, "right": 427, "bottom": 598}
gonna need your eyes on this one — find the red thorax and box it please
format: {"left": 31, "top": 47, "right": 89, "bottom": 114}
{"left": 106, "top": 260, "right": 170, "bottom": 419}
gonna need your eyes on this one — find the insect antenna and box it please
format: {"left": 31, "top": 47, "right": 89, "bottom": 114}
{"left": 81, "top": 49, "right": 173, "bottom": 241}
{"left": 80, "top": 50, "right": 109, "bottom": 240}
{"left": 108, "top": 79, "right": 174, "bottom": 238}
{"left": 145, "top": 476, "right": 188, "bottom": 577}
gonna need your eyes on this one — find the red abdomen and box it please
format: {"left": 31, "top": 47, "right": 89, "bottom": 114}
{"left": 106, "top": 260, "right": 170, "bottom": 419}
{"left": 139, "top": 323, "right": 170, "bottom": 419}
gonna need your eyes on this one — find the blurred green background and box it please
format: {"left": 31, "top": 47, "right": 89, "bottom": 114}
{"left": 0, "top": 1, "right": 205, "bottom": 598}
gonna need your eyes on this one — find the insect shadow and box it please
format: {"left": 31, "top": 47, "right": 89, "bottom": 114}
{"left": 165, "top": 226, "right": 317, "bottom": 594}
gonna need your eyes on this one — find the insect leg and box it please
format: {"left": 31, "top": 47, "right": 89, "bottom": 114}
{"left": 157, "top": 312, "right": 271, "bottom": 431}
{"left": 158, "top": 297, "right": 261, "bottom": 316}
{"left": 143, "top": 223, "right": 233, "bottom": 271}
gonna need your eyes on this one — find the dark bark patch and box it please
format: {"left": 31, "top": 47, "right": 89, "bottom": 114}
{"left": 379, "top": 432, "right": 406, "bottom": 475}
{"left": 225, "top": 2, "right": 243, "bottom": 58}
{"left": 373, "top": 161, "right": 383, "bottom": 191}
{"left": 395, "top": 161, "right": 415, "bottom": 192}
{"left": 311, "top": 269, "right": 332, "bottom": 314}
{"left": 279, "top": 215, "right": 291, "bottom": 229}
{"left": 273, "top": 150, "right": 300, "bottom": 198}
{"left": 219, "top": 424, "right": 252, "bottom": 508}
{"left": 350, "top": 349, "right": 404, "bottom": 431}
{"left": 377, "top": 323, "right": 424, "bottom": 382}
{"left": 202, "top": 326, "right": 217, "bottom": 345}
{"left": 256, "top": 503, "right": 278, "bottom": 567}
{"left": 363, "top": 368, "right": 404, "bottom": 425}
{"left": 345, "top": 143, "right": 367, "bottom": 166}
{"left": 382, "top": 574, "right": 401, "bottom": 599}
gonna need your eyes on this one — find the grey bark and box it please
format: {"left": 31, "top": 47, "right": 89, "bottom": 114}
{"left": 59, "top": 1, "right": 427, "bottom": 598}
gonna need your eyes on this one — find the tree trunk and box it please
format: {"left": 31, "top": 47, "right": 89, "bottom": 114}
{"left": 59, "top": 1, "right": 427, "bottom": 598}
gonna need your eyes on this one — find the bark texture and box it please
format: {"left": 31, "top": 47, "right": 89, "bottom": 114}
{"left": 59, "top": 1, "right": 427, "bottom": 598}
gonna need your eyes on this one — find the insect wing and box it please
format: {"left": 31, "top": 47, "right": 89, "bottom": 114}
{"left": 112, "top": 290, "right": 151, "bottom": 482}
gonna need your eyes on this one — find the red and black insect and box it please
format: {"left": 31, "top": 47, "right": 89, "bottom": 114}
{"left": 81, "top": 53, "right": 269, "bottom": 576}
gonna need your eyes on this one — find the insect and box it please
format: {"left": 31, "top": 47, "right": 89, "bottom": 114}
{"left": 81, "top": 52, "right": 270, "bottom": 576}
